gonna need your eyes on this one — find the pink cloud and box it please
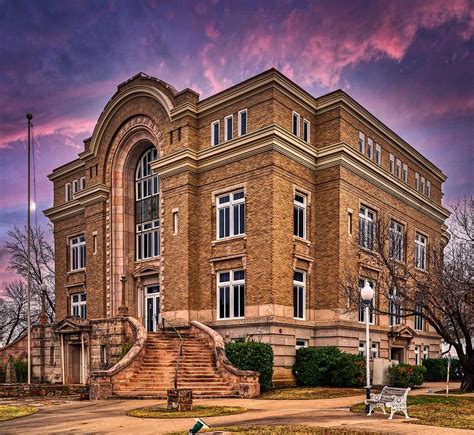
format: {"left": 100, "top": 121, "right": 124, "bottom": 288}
{"left": 205, "top": 22, "right": 219, "bottom": 40}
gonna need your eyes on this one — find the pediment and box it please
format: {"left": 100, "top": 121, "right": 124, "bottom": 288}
{"left": 53, "top": 317, "right": 91, "bottom": 334}
{"left": 389, "top": 324, "right": 417, "bottom": 339}
{"left": 133, "top": 264, "right": 160, "bottom": 277}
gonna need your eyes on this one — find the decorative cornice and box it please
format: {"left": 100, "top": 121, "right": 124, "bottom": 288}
{"left": 48, "top": 159, "right": 85, "bottom": 181}
{"left": 43, "top": 184, "right": 110, "bottom": 223}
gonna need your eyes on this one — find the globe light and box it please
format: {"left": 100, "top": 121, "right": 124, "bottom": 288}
{"left": 361, "top": 282, "right": 374, "bottom": 303}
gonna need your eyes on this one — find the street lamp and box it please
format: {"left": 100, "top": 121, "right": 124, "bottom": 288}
{"left": 361, "top": 282, "right": 374, "bottom": 414}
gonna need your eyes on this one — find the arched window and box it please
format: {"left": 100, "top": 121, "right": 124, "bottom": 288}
{"left": 135, "top": 147, "right": 159, "bottom": 260}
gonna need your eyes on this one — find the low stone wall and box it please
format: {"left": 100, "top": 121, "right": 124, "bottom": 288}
{"left": 190, "top": 321, "right": 260, "bottom": 398}
{"left": 0, "top": 383, "right": 89, "bottom": 399}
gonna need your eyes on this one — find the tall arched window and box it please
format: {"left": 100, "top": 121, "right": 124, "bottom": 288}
{"left": 135, "top": 146, "right": 159, "bottom": 260}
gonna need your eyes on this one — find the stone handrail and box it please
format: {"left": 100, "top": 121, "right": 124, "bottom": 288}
{"left": 89, "top": 316, "right": 146, "bottom": 399}
{"left": 190, "top": 320, "right": 260, "bottom": 397}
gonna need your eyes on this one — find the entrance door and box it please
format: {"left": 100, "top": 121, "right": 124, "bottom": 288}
{"left": 145, "top": 285, "right": 160, "bottom": 332}
{"left": 68, "top": 344, "right": 81, "bottom": 384}
{"left": 391, "top": 347, "right": 404, "bottom": 363}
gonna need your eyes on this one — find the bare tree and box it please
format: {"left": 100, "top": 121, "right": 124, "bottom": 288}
{"left": 342, "top": 197, "right": 473, "bottom": 391}
{"left": 0, "top": 224, "right": 55, "bottom": 346}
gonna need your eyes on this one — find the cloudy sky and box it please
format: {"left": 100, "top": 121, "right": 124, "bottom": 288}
{"left": 0, "top": 0, "right": 473, "bottom": 285}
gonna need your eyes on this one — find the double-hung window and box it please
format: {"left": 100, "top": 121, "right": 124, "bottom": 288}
{"left": 420, "top": 176, "right": 425, "bottom": 194}
{"left": 426, "top": 181, "right": 431, "bottom": 198}
{"left": 423, "top": 346, "right": 429, "bottom": 360}
{"left": 80, "top": 177, "right": 86, "bottom": 191}
{"left": 293, "top": 192, "right": 307, "bottom": 239}
{"left": 211, "top": 120, "right": 220, "bottom": 146}
{"left": 415, "top": 345, "right": 421, "bottom": 365}
{"left": 375, "top": 144, "right": 381, "bottom": 165}
{"left": 293, "top": 270, "right": 306, "bottom": 319}
{"left": 402, "top": 164, "right": 408, "bottom": 182}
{"left": 359, "top": 278, "right": 375, "bottom": 324}
{"left": 224, "top": 115, "right": 233, "bottom": 141}
{"left": 359, "top": 206, "right": 376, "bottom": 250}
{"left": 73, "top": 179, "right": 79, "bottom": 194}
{"left": 414, "top": 304, "right": 424, "bottom": 330}
{"left": 414, "top": 232, "right": 427, "bottom": 270}
{"left": 292, "top": 112, "right": 300, "bottom": 136}
{"left": 217, "top": 270, "right": 245, "bottom": 319}
{"left": 415, "top": 172, "right": 420, "bottom": 190}
{"left": 216, "top": 190, "right": 245, "bottom": 239}
{"left": 136, "top": 220, "right": 160, "bottom": 260}
{"left": 303, "top": 119, "right": 310, "bottom": 142}
{"left": 396, "top": 159, "right": 401, "bottom": 178}
{"left": 389, "top": 287, "right": 402, "bottom": 326}
{"left": 70, "top": 234, "right": 86, "bottom": 271}
{"left": 389, "top": 154, "right": 395, "bottom": 174}
{"left": 367, "top": 138, "right": 374, "bottom": 159}
{"left": 389, "top": 220, "right": 404, "bottom": 261}
{"left": 71, "top": 292, "right": 86, "bottom": 318}
{"left": 238, "top": 109, "right": 248, "bottom": 136}
{"left": 359, "top": 132, "right": 365, "bottom": 153}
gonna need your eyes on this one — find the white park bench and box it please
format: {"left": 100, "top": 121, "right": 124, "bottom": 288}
{"left": 365, "top": 386, "right": 411, "bottom": 419}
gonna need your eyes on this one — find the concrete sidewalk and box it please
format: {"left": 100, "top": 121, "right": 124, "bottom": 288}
{"left": 0, "top": 383, "right": 470, "bottom": 434}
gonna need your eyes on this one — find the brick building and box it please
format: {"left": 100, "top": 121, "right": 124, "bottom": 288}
{"left": 38, "top": 69, "right": 449, "bottom": 390}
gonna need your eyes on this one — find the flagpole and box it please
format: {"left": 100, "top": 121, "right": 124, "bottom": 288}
{"left": 26, "top": 113, "right": 33, "bottom": 384}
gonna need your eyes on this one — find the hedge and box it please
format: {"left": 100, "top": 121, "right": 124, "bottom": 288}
{"left": 388, "top": 363, "right": 426, "bottom": 387}
{"left": 423, "top": 358, "right": 463, "bottom": 381}
{"left": 293, "top": 346, "right": 365, "bottom": 387}
{"left": 225, "top": 341, "right": 274, "bottom": 390}
{"left": 0, "top": 358, "right": 28, "bottom": 383}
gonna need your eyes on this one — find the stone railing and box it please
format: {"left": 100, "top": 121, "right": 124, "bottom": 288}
{"left": 89, "top": 316, "right": 147, "bottom": 400}
{"left": 190, "top": 321, "right": 260, "bottom": 398}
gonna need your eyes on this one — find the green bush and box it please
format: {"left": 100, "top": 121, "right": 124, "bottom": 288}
{"left": 225, "top": 341, "right": 274, "bottom": 390}
{"left": 0, "top": 364, "right": 5, "bottom": 383}
{"left": 293, "top": 346, "right": 365, "bottom": 387}
{"left": 388, "top": 363, "right": 426, "bottom": 387}
{"left": 14, "top": 359, "right": 28, "bottom": 383}
{"left": 422, "top": 358, "right": 463, "bottom": 382}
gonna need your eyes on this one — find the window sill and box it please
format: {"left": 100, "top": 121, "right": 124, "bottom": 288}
{"left": 67, "top": 268, "right": 86, "bottom": 276}
{"left": 134, "top": 256, "right": 160, "bottom": 264}
{"left": 217, "top": 316, "right": 245, "bottom": 321}
{"left": 293, "top": 236, "right": 311, "bottom": 246}
{"left": 212, "top": 235, "right": 246, "bottom": 245}
{"left": 414, "top": 267, "right": 428, "bottom": 273}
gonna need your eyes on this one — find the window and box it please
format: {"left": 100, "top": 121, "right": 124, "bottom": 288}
{"left": 402, "top": 164, "right": 408, "bottom": 183}
{"left": 295, "top": 339, "right": 308, "bottom": 350}
{"left": 70, "top": 234, "right": 86, "bottom": 271}
{"left": 217, "top": 270, "right": 245, "bottom": 319}
{"left": 359, "top": 278, "right": 375, "bottom": 324}
{"left": 293, "top": 270, "right": 306, "bottom": 319}
{"left": 420, "top": 176, "right": 425, "bottom": 194}
{"left": 92, "top": 234, "right": 97, "bottom": 255}
{"left": 414, "top": 232, "right": 427, "bottom": 270}
{"left": 415, "top": 172, "right": 420, "bottom": 190}
{"left": 303, "top": 119, "right": 310, "bottom": 143}
{"left": 224, "top": 115, "right": 233, "bottom": 141}
{"left": 293, "top": 192, "right": 307, "bottom": 239}
{"left": 426, "top": 181, "right": 431, "bottom": 198}
{"left": 358, "top": 341, "right": 366, "bottom": 356}
{"left": 389, "top": 220, "right": 404, "bottom": 261}
{"left": 71, "top": 292, "right": 86, "bottom": 318}
{"left": 371, "top": 342, "right": 379, "bottom": 359}
{"left": 423, "top": 345, "right": 429, "bottom": 360}
{"left": 359, "top": 206, "right": 376, "bottom": 250}
{"left": 216, "top": 190, "right": 245, "bottom": 239}
{"left": 358, "top": 132, "right": 365, "bottom": 153}
{"left": 414, "top": 305, "right": 424, "bottom": 330}
{"left": 173, "top": 211, "right": 179, "bottom": 235}
{"left": 367, "top": 138, "right": 374, "bottom": 159}
{"left": 238, "top": 109, "right": 248, "bottom": 136}
{"left": 100, "top": 345, "right": 107, "bottom": 366}
{"left": 80, "top": 177, "right": 86, "bottom": 191}
{"left": 375, "top": 143, "right": 381, "bottom": 165}
{"left": 348, "top": 211, "right": 353, "bottom": 235}
{"left": 211, "top": 120, "right": 220, "bottom": 146}
{"left": 415, "top": 345, "right": 421, "bottom": 365}
{"left": 135, "top": 147, "right": 160, "bottom": 260}
{"left": 396, "top": 159, "right": 401, "bottom": 178}
{"left": 292, "top": 112, "right": 300, "bottom": 136}
{"left": 389, "top": 154, "right": 395, "bottom": 174}
{"left": 73, "top": 179, "right": 79, "bottom": 194}
{"left": 389, "top": 288, "right": 402, "bottom": 326}
{"left": 65, "top": 183, "right": 72, "bottom": 202}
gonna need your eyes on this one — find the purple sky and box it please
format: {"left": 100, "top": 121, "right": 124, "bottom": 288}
{"left": 0, "top": 0, "right": 473, "bottom": 286}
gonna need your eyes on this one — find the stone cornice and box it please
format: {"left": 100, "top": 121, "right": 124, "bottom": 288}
{"left": 43, "top": 184, "right": 110, "bottom": 223}
{"left": 48, "top": 159, "right": 85, "bottom": 181}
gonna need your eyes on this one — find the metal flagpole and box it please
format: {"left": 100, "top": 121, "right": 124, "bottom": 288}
{"left": 26, "top": 113, "right": 33, "bottom": 384}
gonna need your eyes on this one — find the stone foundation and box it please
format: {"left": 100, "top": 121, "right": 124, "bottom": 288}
{"left": 0, "top": 383, "right": 89, "bottom": 399}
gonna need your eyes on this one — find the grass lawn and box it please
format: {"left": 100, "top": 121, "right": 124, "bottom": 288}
{"left": 352, "top": 395, "right": 474, "bottom": 430}
{"left": 259, "top": 387, "right": 364, "bottom": 400}
{"left": 0, "top": 405, "right": 38, "bottom": 421}
{"left": 201, "top": 425, "right": 369, "bottom": 434}
{"left": 127, "top": 405, "right": 246, "bottom": 419}
{"left": 434, "top": 388, "right": 472, "bottom": 395}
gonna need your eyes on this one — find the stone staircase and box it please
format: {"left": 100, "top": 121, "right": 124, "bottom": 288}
{"left": 112, "top": 329, "right": 241, "bottom": 399}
